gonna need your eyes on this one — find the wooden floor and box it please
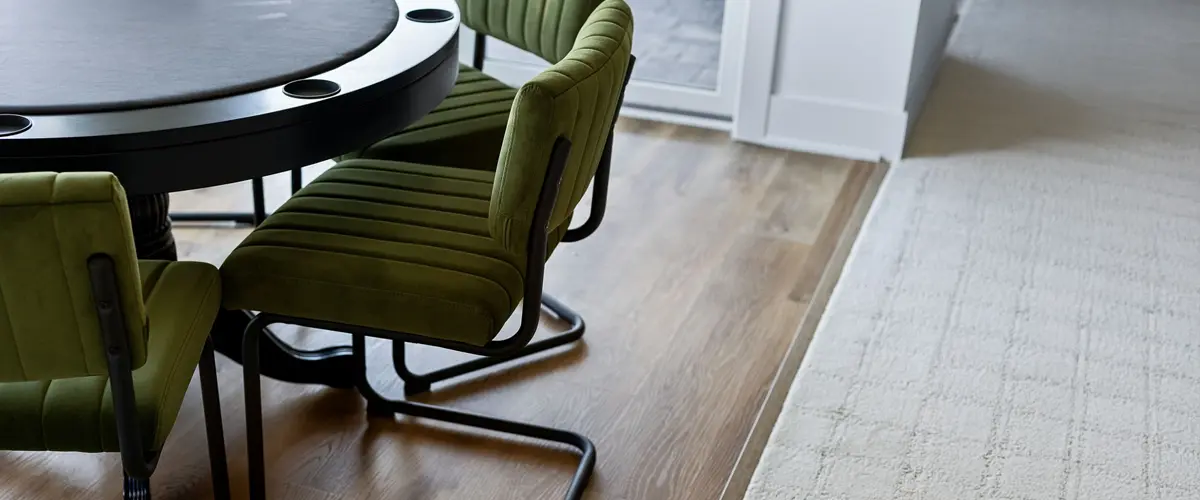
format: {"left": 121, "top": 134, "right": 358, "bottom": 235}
{"left": 0, "top": 119, "right": 876, "bottom": 500}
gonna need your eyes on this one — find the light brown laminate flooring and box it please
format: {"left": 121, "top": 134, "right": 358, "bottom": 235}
{"left": 0, "top": 119, "right": 878, "bottom": 500}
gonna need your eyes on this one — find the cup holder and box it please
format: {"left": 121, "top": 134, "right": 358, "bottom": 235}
{"left": 282, "top": 79, "right": 341, "bottom": 99}
{"left": 0, "top": 114, "right": 32, "bottom": 137}
{"left": 406, "top": 8, "right": 454, "bottom": 23}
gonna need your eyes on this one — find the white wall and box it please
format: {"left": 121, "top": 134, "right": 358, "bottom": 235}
{"left": 773, "top": 0, "right": 919, "bottom": 110}
{"left": 734, "top": 0, "right": 957, "bottom": 161}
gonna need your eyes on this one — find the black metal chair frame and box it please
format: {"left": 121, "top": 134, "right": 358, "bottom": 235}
{"left": 238, "top": 37, "right": 636, "bottom": 500}
{"left": 200, "top": 32, "right": 630, "bottom": 499}
{"left": 85, "top": 255, "right": 230, "bottom": 500}
{"left": 200, "top": 33, "right": 633, "bottom": 397}
{"left": 242, "top": 133, "right": 598, "bottom": 499}
{"left": 389, "top": 39, "right": 631, "bottom": 397}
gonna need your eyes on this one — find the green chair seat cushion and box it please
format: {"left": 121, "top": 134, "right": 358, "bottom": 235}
{"left": 347, "top": 65, "right": 517, "bottom": 170}
{"left": 0, "top": 260, "right": 222, "bottom": 452}
{"left": 221, "top": 160, "right": 530, "bottom": 346}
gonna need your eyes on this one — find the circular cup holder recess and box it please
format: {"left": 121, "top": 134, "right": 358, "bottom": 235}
{"left": 406, "top": 8, "right": 454, "bottom": 23}
{"left": 0, "top": 114, "right": 32, "bottom": 137}
{"left": 282, "top": 79, "right": 341, "bottom": 99}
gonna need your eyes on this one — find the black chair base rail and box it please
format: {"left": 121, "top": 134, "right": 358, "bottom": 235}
{"left": 392, "top": 292, "right": 585, "bottom": 396}
{"left": 239, "top": 136, "right": 595, "bottom": 500}
{"left": 229, "top": 39, "right": 638, "bottom": 500}
{"left": 169, "top": 172, "right": 302, "bottom": 227}
{"left": 242, "top": 309, "right": 596, "bottom": 500}
{"left": 170, "top": 211, "right": 260, "bottom": 225}
{"left": 358, "top": 333, "right": 596, "bottom": 497}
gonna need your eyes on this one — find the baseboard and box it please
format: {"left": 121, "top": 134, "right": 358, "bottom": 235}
{"left": 717, "top": 160, "right": 888, "bottom": 500}
{"left": 762, "top": 95, "right": 909, "bottom": 161}
{"left": 619, "top": 106, "right": 733, "bottom": 132}
{"left": 738, "top": 134, "right": 883, "bottom": 163}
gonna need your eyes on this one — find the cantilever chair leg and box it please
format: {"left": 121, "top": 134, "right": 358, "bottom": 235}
{"left": 392, "top": 293, "right": 585, "bottom": 396}
{"left": 355, "top": 335, "right": 596, "bottom": 500}
{"left": 198, "top": 339, "right": 231, "bottom": 500}
{"left": 241, "top": 315, "right": 596, "bottom": 500}
{"left": 117, "top": 339, "right": 229, "bottom": 500}
{"left": 385, "top": 55, "right": 640, "bottom": 399}
{"left": 123, "top": 475, "right": 151, "bottom": 500}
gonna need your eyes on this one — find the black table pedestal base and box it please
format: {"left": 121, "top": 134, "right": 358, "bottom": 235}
{"left": 127, "top": 193, "right": 177, "bottom": 261}
{"left": 127, "top": 193, "right": 355, "bottom": 388}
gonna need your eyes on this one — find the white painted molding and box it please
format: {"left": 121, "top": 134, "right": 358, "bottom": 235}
{"left": 765, "top": 95, "right": 908, "bottom": 161}
{"left": 619, "top": 106, "right": 733, "bottom": 132}
{"left": 732, "top": 0, "right": 783, "bottom": 142}
{"left": 740, "top": 134, "right": 884, "bottom": 163}
{"left": 711, "top": 0, "right": 752, "bottom": 116}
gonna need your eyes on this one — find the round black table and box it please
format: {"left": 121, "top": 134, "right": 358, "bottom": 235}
{"left": 0, "top": 0, "right": 461, "bottom": 388}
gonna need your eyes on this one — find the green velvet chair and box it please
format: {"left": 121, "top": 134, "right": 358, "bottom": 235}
{"left": 341, "top": 0, "right": 636, "bottom": 392}
{"left": 342, "top": 0, "right": 609, "bottom": 169}
{"left": 0, "top": 172, "right": 229, "bottom": 500}
{"left": 220, "top": 2, "right": 633, "bottom": 498}
{"left": 174, "top": 0, "right": 613, "bottom": 228}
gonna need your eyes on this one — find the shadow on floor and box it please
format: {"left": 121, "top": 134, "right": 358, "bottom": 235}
{"left": 905, "top": 57, "right": 1100, "bottom": 158}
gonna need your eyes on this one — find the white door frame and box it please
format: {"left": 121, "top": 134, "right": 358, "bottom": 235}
{"left": 461, "top": 0, "right": 750, "bottom": 121}
{"left": 730, "top": 0, "right": 781, "bottom": 141}
{"left": 624, "top": 0, "right": 748, "bottom": 119}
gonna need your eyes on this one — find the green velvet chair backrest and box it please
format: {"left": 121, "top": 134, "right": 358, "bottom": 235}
{"left": 0, "top": 172, "right": 147, "bottom": 383}
{"left": 488, "top": 0, "right": 632, "bottom": 254}
{"left": 458, "top": 0, "right": 608, "bottom": 63}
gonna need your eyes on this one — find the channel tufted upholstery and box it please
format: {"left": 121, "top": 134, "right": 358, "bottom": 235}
{"left": 489, "top": 0, "right": 633, "bottom": 253}
{"left": 0, "top": 172, "right": 223, "bottom": 453}
{"left": 0, "top": 261, "right": 221, "bottom": 452}
{"left": 0, "top": 172, "right": 148, "bottom": 382}
{"left": 346, "top": 65, "right": 517, "bottom": 169}
{"left": 458, "top": 0, "right": 607, "bottom": 65}
{"left": 222, "top": 161, "right": 536, "bottom": 346}
{"left": 221, "top": 0, "right": 633, "bottom": 346}
{"left": 347, "top": 0, "right": 607, "bottom": 168}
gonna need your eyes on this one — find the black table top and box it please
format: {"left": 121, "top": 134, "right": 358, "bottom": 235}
{"left": 0, "top": 0, "right": 460, "bottom": 195}
{"left": 0, "top": 0, "right": 398, "bottom": 114}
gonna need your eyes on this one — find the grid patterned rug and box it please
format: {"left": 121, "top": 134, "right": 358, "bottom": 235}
{"left": 744, "top": 0, "right": 1200, "bottom": 498}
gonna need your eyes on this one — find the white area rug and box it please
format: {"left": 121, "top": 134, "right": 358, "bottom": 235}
{"left": 744, "top": 0, "right": 1200, "bottom": 498}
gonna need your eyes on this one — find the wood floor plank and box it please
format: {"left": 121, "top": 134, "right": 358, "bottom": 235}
{"left": 607, "top": 235, "right": 812, "bottom": 500}
{"left": 0, "top": 119, "right": 877, "bottom": 500}
{"left": 752, "top": 152, "right": 857, "bottom": 245}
